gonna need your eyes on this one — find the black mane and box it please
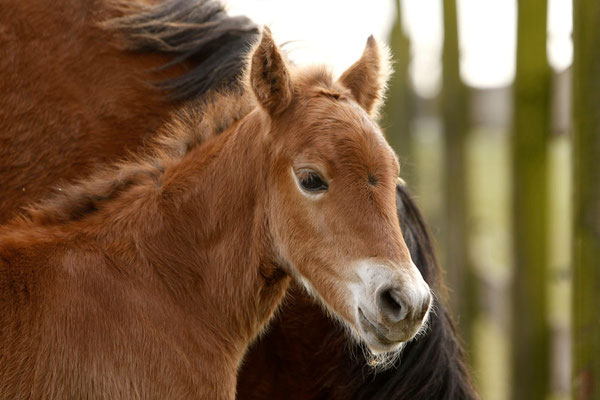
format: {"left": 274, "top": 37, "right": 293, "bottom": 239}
{"left": 106, "top": 0, "right": 259, "bottom": 101}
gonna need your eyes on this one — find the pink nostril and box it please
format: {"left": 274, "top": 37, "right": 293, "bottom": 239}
{"left": 377, "top": 288, "right": 408, "bottom": 323}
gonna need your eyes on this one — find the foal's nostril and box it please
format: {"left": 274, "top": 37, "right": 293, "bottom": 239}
{"left": 377, "top": 288, "right": 408, "bottom": 323}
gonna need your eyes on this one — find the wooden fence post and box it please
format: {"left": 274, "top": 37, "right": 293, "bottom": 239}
{"left": 511, "top": 0, "right": 551, "bottom": 398}
{"left": 572, "top": 0, "right": 600, "bottom": 398}
{"left": 441, "top": 0, "right": 474, "bottom": 348}
{"left": 383, "top": 0, "right": 413, "bottom": 184}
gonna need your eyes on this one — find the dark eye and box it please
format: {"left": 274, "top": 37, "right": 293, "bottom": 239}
{"left": 297, "top": 170, "right": 328, "bottom": 193}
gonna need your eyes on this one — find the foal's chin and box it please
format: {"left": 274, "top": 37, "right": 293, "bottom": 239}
{"left": 356, "top": 321, "right": 408, "bottom": 357}
{"left": 364, "top": 335, "right": 405, "bottom": 356}
{"left": 353, "top": 326, "right": 407, "bottom": 370}
{"left": 353, "top": 306, "right": 431, "bottom": 361}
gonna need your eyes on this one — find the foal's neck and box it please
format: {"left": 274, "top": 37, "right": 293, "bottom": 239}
{"left": 141, "top": 111, "right": 288, "bottom": 353}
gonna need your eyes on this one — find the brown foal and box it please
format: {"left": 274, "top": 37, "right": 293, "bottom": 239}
{"left": 0, "top": 27, "right": 431, "bottom": 399}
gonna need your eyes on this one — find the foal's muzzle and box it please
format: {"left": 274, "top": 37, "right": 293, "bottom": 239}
{"left": 353, "top": 261, "right": 431, "bottom": 353}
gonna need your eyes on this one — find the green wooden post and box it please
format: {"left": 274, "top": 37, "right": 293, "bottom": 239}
{"left": 441, "top": 0, "right": 474, "bottom": 348}
{"left": 511, "top": 0, "right": 551, "bottom": 398}
{"left": 383, "top": 0, "right": 413, "bottom": 184}
{"left": 572, "top": 0, "right": 600, "bottom": 398}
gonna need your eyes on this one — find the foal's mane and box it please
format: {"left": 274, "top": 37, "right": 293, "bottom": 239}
{"left": 104, "top": 0, "right": 260, "bottom": 101}
{"left": 19, "top": 87, "right": 255, "bottom": 226}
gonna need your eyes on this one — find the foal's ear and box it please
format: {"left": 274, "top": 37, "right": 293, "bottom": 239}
{"left": 338, "top": 36, "right": 391, "bottom": 118}
{"left": 250, "top": 27, "right": 294, "bottom": 117}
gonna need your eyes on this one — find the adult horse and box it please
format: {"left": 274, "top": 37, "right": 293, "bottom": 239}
{"left": 0, "top": 0, "right": 477, "bottom": 398}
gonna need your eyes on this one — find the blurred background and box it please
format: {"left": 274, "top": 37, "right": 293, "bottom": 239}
{"left": 223, "top": 1, "right": 596, "bottom": 399}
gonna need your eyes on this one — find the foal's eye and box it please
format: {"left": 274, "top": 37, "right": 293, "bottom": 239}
{"left": 296, "top": 170, "right": 328, "bottom": 193}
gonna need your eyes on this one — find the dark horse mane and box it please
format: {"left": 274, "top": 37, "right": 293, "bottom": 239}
{"left": 105, "top": 0, "right": 260, "bottom": 101}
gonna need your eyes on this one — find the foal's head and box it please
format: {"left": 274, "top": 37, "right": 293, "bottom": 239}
{"left": 250, "top": 29, "right": 431, "bottom": 356}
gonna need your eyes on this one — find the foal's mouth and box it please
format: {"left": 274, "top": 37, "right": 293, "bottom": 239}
{"left": 357, "top": 307, "right": 399, "bottom": 348}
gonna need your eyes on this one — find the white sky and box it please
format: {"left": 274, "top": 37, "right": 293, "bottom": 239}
{"left": 225, "top": 0, "right": 573, "bottom": 98}
{"left": 225, "top": 0, "right": 396, "bottom": 76}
